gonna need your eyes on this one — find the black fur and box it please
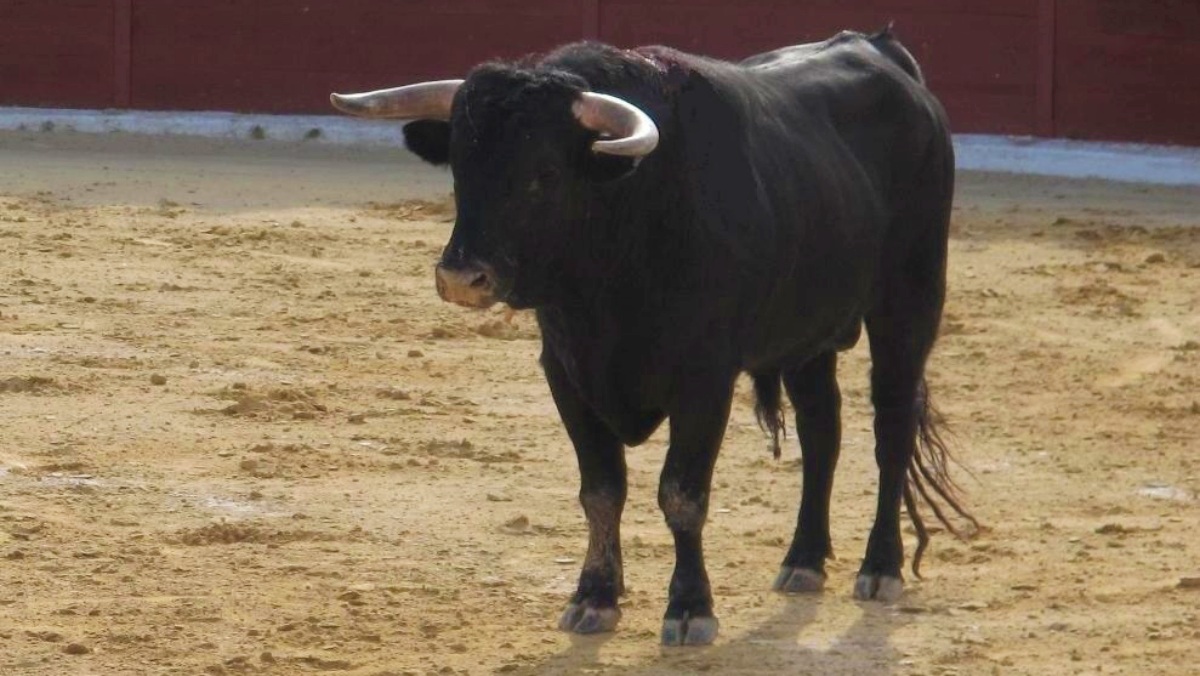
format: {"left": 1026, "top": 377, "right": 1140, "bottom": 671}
{"left": 868, "top": 24, "right": 926, "bottom": 83}
{"left": 422, "top": 31, "right": 976, "bottom": 642}
{"left": 752, "top": 373, "right": 786, "bottom": 459}
{"left": 402, "top": 120, "right": 452, "bottom": 166}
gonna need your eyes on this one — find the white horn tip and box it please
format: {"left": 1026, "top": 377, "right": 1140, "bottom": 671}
{"left": 329, "top": 93, "right": 352, "bottom": 113}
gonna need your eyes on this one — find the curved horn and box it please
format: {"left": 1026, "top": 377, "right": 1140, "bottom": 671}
{"left": 572, "top": 92, "right": 659, "bottom": 158}
{"left": 329, "top": 79, "right": 463, "bottom": 120}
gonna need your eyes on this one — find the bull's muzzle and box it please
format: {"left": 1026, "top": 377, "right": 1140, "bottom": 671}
{"left": 435, "top": 262, "right": 498, "bottom": 309}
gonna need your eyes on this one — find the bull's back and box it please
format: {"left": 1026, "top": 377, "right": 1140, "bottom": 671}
{"left": 746, "top": 33, "right": 943, "bottom": 153}
{"left": 720, "top": 33, "right": 951, "bottom": 365}
{"left": 737, "top": 31, "right": 950, "bottom": 230}
{"left": 742, "top": 29, "right": 924, "bottom": 87}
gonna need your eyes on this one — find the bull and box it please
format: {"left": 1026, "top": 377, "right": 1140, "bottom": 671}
{"left": 332, "top": 26, "right": 977, "bottom": 646}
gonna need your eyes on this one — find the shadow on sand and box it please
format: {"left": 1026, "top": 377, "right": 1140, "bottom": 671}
{"left": 509, "top": 593, "right": 910, "bottom": 676}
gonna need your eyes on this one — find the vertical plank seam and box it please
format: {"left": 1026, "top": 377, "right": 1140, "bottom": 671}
{"left": 114, "top": 0, "right": 133, "bottom": 108}
{"left": 1036, "top": 0, "right": 1057, "bottom": 137}
{"left": 582, "top": 0, "right": 600, "bottom": 41}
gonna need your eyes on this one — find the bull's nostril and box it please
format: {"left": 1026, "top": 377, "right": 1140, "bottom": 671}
{"left": 469, "top": 273, "right": 490, "bottom": 289}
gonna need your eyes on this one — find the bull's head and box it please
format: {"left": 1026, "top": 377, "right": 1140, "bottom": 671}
{"left": 331, "top": 67, "right": 659, "bottom": 309}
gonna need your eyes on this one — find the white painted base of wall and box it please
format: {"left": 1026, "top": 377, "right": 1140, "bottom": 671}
{"left": 953, "top": 134, "right": 1199, "bottom": 187}
{"left": 1, "top": 107, "right": 1197, "bottom": 186}
{"left": 0, "top": 106, "right": 403, "bottom": 147}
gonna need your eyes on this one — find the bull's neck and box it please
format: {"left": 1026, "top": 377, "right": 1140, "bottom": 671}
{"left": 553, "top": 165, "right": 678, "bottom": 312}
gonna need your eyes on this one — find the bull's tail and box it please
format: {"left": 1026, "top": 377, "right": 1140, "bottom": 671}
{"left": 754, "top": 370, "right": 979, "bottom": 576}
{"left": 868, "top": 22, "right": 925, "bottom": 84}
{"left": 752, "top": 372, "right": 786, "bottom": 460}
{"left": 904, "top": 378, "right": 982, "bottom": 577}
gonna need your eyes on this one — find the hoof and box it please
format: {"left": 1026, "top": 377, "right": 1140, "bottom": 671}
{"left": 661, "top": 615, "right": 719, "bottom": 646}
{"left": 853, "top": 574, "right": 904, "bottom": 603}
{"left": 558, "top": 603, "right": 621, "bottom": 634}
{"left": 772, "top": 566, "right": 826, "bottom": 593}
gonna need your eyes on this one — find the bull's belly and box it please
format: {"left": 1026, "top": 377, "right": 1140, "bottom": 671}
{"left": 740, "top": 300, "right": 866, "bottom": 372}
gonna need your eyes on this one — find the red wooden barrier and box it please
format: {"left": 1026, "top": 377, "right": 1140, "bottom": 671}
{"left": 600, "top": 0, "right": 1040, "bottom": 134}
{"left": 1054, "top": 0, "right": 1200, "bottom": 146}
{"left": 129, "top": 0, "right": 580, "bottom": 113}
{"left": 1, "top": 0, "right": 1199, "bottom": 145}
{"left": 0, "top": 0, "right": 115, "bottom": 108}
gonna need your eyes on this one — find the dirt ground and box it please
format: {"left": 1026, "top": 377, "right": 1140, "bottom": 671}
{"left": 1, "top": 131, "right": 1198, "bottom": 676}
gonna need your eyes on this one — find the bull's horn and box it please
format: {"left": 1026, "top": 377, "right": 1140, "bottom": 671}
{"left": 572, "top": 92, "right": 659, "bottom": 158}
{"left": 329, "top": 79, "right": 463, "bottom": 120}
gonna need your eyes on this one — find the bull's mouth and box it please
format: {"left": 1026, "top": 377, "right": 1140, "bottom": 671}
{"left": 444, "top": 293, "right": 500, "bottom": 310}
{"left": 434, "top": 262, "right": 502, "bottom": 309}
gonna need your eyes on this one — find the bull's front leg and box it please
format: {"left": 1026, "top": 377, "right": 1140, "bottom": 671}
{"left": 543, "top": 353, "right": 627, "bottom": 634}
{"left": 658, "top": 375, "right": 735, "bottom": 646}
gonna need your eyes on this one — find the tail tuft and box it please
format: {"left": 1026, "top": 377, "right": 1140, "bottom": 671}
{"left": 904, "top": 378, "right": 982, "bottom": 578}
{"left": 752, "top": 373, "right": 786, "bottom": 459}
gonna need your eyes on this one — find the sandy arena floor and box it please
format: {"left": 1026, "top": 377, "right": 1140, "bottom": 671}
{"left": 1, "top": 131, "right": 1198, "bottom": 675}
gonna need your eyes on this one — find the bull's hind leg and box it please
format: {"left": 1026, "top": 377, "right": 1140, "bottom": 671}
{"left": 658, "top": 373, "right": 735, "bottom": 646}
{"left": 773, "top": 352, "right": 842, "bottom": 593}
{"left": 856, "top": 324, "right": 927, "bottom": 602}
{"left": 543, "top": 353, "right": 628, "bottom": 634}
{"left": 857, "top": 209, "right": 950, "bottom": 602}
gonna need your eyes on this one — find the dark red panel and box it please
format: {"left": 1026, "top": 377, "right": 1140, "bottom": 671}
{"left": 582, "top": 0, "right": 600, "bottom": 39}
{"left": 600, "top": 0, "right": 1039, "bottom": 19}
{"left": 1054, "top": 0, "right": 1200, "bottom": 145}
{"left": 130, "top": 0, "right": 584, "bottom": 113}
{"left": 600, "top": 2, "right": 1039, "bottom": 134}
{"left": 2, "top": 0, "right": 1197, "bottom": 146}
{"left": 0, "top": 0, "right": 116, "bottom": 108}
{"left": 114, "top": 0, "right": 132, "bottom": 108}
{"left": 1035, "top": 0, "right": 1056, "bottom": 136}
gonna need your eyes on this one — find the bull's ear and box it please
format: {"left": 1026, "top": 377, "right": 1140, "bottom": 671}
{"left": 402, "top": 120, "right": 451, "bottom": 166}
{"left": 581, "top": 153, "right": 639, "bottom": 183}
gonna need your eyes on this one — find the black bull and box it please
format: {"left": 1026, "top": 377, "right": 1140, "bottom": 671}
{"left": 333, "top": 27, "right": 979, "bottom": 646}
